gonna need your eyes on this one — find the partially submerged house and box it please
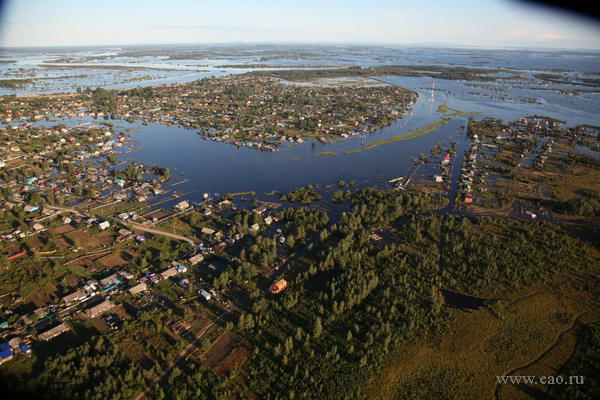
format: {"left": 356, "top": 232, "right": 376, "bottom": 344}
{"left": 174, "top": 200, "right": 190, "bottom": 212}
{"left": 249, "top": 223, "right": 260, "bottom": 234}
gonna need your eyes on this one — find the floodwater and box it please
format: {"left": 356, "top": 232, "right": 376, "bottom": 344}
{"left": 113, "top": 74, "right": 598, "bottom": 204}
{"left": 3, "top": 45, "right": 599, "bottom": 203}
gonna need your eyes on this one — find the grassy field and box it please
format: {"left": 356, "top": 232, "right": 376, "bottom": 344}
{"left": 367, "top": 277, "right": 598, "bottom": 400}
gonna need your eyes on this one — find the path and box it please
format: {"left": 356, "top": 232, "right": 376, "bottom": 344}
{"left": 43, "top": 204, "right": 89, "bottom": 218}
{"left": 124, "top": 221, "right": 197, "bottom": 244}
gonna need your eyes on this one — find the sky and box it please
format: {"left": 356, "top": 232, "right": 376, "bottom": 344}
{"left": 0, "top": 0, "right": 599, "bottom": 49}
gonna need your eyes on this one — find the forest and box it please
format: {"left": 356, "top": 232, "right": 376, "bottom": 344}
{"left": 1, "top": 182, "right": 597, "bottom": 399}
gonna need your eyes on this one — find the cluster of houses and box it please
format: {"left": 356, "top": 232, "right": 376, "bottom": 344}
{"left": 0, "top": 338, "right": 31, "bottom": 365}
{"left": 0, "top": 251, "right": 210, "bottom": 365}
{"left": 433, "top": 151, "right": 454, "bottom": 185}
{"left": 532, "top": 138, "right": 554, "bottom": 169}
{"left": 0, "top": 121, "right": 169, "bottom": 239}
{"left": 461, "top": 140, "right": 479, "bottom": 204}
{"left": 3, "top": 71, "right": 418, "bottom": 154}
{"left": 172, "top": 75, "right": 415, "bottom": 148}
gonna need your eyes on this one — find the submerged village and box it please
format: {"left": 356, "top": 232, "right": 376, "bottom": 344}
{"left": 0, "top": 69, "right": 599, "bottom": 400}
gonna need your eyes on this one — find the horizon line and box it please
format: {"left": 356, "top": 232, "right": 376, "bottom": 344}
{"left": 1, "top": 40, "right": 599, "bottom": 53}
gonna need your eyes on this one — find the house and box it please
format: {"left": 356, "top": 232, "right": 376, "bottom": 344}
{"left": 84, "top": 300, "right": 116, "bottom": 318}
{"left": 441, "top": 154, "right": 450, "bottom": 166}
{"left": 62, "top": 216, "right": 72, "bottom": 224}
{"left": 8, "top": 337, "right": 22, "bottom": 350}
{"left": 129, "top": 282, "right": 148, "bottom": 295}
{"left": 32, "top": 223, "right": 45, "bottom": 232}
{"left": 98, "top": 221, "right": 110, "bottom": 230}
{"left": 249, "top": 223, "right": 260, "bottom": 234}
{"left": 119, "top": 271, "right": 134, "bottom": 280}
{"left": 34, "top": 308, "right": 48, "bottom": 319}
{"left": 264, "top": 216, "right": 273, "bottom": 225}
{"left": 99, "top": 273, "right": 120, "bottom": 287}
{"left": 464, "top": 194, "right": 473, "bottom": 204}
{"left": 62, "top": 290, "right": 87, "bottom": 305}
{"left": 187, "top": 253, "right": 204, "bottom": 266}
{"left": 199, "top": 290, "right": 211, "bottom": 301}
{"left": 174, "top": 200, "right": 190, "bottom": 212}
{"left": 217, "top": 199, "right": 231, "bottom": 208}
{"left": 0, "top": 342, "right": 13, "bottom": 364}
{"left": 200, "top": 227, "right": 215, "bottom": 236}
{"left": 38, "top": 323, "right": 69, "bottom": 341}
{"left": 178, "top": 279, "right": 190, "bottom": 289}
{"left": 160, "top": 267, "right": 178, "bottom": 280}
{"left": 19, "top": 343, "right": 32, "bottom": 357}
{"left": 118, "top": 212, "right": 130, "bottom": 221}
{"left": 117, "top": 228, "right": 133, "bottom": 242}
{"left": 434, "top": 175, "right": 443, "bottom": 183}
{"left": 269, "top": 279, "right": 287, "bottom": 294}
{"left": 83, "top": 283, "right": 97, "bottom": 296}
{"left": 253, "top": 205, "right": 267, "bottom": 214}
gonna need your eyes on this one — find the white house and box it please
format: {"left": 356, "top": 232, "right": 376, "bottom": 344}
{"left": 199, "top": 290, "right": 211, "bottom": 301}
